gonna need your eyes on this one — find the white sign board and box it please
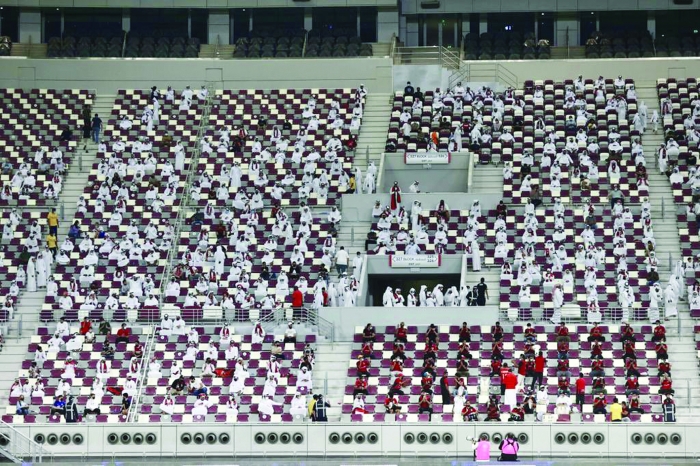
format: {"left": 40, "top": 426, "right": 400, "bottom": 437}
{"left": 389, "top": 254, "right": 441, "bottom": 268}
{"left": 404, "top": 152, "right": 451, "bottom": 165}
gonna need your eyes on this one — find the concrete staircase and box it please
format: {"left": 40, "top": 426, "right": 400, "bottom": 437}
{"left": 469, "top": 164, "right": 503, "bottom": 195}
{"left": 0, "top": 341, "right": 29, "bottom": 401}
{"left": 634, "top": 82, "right": 700, "bottom": 420}
{"left": 637, "top": 83, "right": 679, "bottom": 285}
{"left": 198, "top": 44, "right": 217, "bottom": 58}
{"left": 312, "top": 342, "right": 353, "bottom": 421}
{"left": 370, "top": 42, "right": 391, "bottom": 57}
{"left": 10, "top": 43, "right": 47, "bottom": 58}
{"left": 334, "top": 93, "right": 392, "bottom": 255}
{"left": 355, "top": 92, "right": 392, "bottom": 174}
{"left": 200, "top": 44, "right": 235, "bottom": 59}
{"left": 550, "top": 46, "right": 586, "bottom": 59}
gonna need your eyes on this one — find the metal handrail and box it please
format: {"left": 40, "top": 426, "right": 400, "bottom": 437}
{"left": 500, "top": 306, "right": 667, "bottom": 324}
{"left": 121, "top": 30, "right": 127, "bottom": 58}
{"left": 157, "top": 84, "right": 214, "bottom": 308}
{"left": 126, "top": 324, "right": 156, "bottom": 422}
{"left": 0, "top": 419, "right": 50, "bottom": 462}
{"left": 214, "top": 34, "right": 221, "bottom": 58}
{"left": 389, "top": 32, "right": 397, "bottom": 60}
{"left": 566, "top": 26, "right": 570, "bottom": 59}
{"left": 302, "top": 30, "right": 308, "bottom": 57}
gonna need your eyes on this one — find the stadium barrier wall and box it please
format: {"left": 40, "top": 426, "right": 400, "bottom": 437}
{"left": 0, "top": 57, "right": 394, "bottom": 95}
{"left": 13, "top": 422, "right": 695, "bottom": 459}
{"left": 340, "top": 193, "right": 502, "bottom": 223}
{"left": 320, "top": 303, "right": 500, "bottom": 341}
{"left": 380, "top": 153, "right": 470, "bottom": 193}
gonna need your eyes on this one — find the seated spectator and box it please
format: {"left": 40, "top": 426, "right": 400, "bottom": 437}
{"left": 652, "top": 320, "right": 666, "bottom": 342}
{"left": 592, "top": 377, "right": 606, "bottom": 395}
{"left": 458, "top": 322, "right": 471, "bottom": 342}
{"left": 659, "top": 374, "right": 675, "bottom": 395}
{"left": 628, "top": 393, "right": 644, "bottom": 414}
{"left": 523, "top": 323, "right": 536, "bottom": 343}
{"left": 462, "top": 400, "right": 478, "bottom": 421}
{"left": 625, "top": 376, "right": 640, "bottom": 396}
{"left": 395, "top": 322, "right": 408, "bottom": 343}
{"left": 592, "top": 393, "right": 607, "bottom": 414}
{"left": 362, "top": 323, "right": 375, "bottom": 343}
{"left": 384, "top": 395, "right": 401, "bottom": 414}
{"left": 509, "top": 403, "right": 525, "bottom": 422}
{"left": 620, "top": 323, "right": 636, "bottom": 343}
{"left": 115, "top": 323, "right": 131, "bottom": 345}
{"left": 484, "top": 397, "right": 501, "bottom": 422}
{"left": 491, "top": 321, "right": 503, "bottom": 342}
{"left": 658, "top": 358, "right": 671, "bottom": 378}
{"left": 556, "top": 324, "right": 570, "bottom": 343}
{"left": 587, "top": 324, "right": 606, "bottom": 342}
{"left": 417, "top": 391, "right": 433, "bottom": 419}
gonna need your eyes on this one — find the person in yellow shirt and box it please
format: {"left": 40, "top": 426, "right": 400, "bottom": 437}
{"left": 348, "top": 174, "right": 356, "bottom": 194}
{"left": 46, "top": 208, "right": 59, "bottom": 236}
{"left": 308, "top": 394, "right": 317, "bottom": 420}
{"left": 46, "top": 233, "right": 58, "bottom": 257}
{"left": 609, "top": 397, "right": 622, "bottom": 422}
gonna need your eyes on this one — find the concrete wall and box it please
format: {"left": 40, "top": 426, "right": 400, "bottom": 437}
{"left": 0, "top": 57, "right": 393, "bottom": 95}
{"left": 377, "top": 6, "right": 399, "bottom": 43}
{"left": 341, "top": 193, "right": 502, "bottom": 222}
{"left": 468, "top": 56, "right": 700, "bottom": 84}
{"left": 401, "top": 0, "right": 700, "bottom": 14}
{"left": 18, "top": 8, "right": 41, "bottom": 44}
{"left": 0, "top": 0, "right": 397, "bottom": 7}
{"left": 380, "top": 153, "right": 470, "bottom": 193}
{"left": 208, "top": 9, "right": 230, "bottom": 45}
{"left": 13, "top": 422, "right": 697, "bottom": 458}
{"left": 322, "top": 304, "right": 498, "bottom": 341}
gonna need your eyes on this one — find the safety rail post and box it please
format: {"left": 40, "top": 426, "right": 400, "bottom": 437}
{"left": 215, "top": 34, "right": 221, "bottom": 57}
{"left": 566, "top": 26, "right": 570, "bottom": 59}
{"left": 389, "top": 33, "right": 397, "bottom": 61}
{"left": 59, "top": 200, "right": 65, "bottom": 220}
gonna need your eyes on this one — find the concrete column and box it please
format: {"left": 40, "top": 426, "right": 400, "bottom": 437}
{"left": 647, "top": 11, "right": 656, "bottom": 39}
{"left": 19, "top": 8, "right": 41, "bottom": 43}
{"left": 479, "top": 15, "right": 488, "bottom": 35}
{"left": 554, "top": 11, "right": 579, "bottom": 47}
{"left": 377, "top": 6, "right": 399, "bottom": 42}
{"left": 303, "top": 7, "right": 312, "bottom": 31}
{"left": 122, "top": 8, "right": 130, "bottom": 33}
{"left": 406, "top": 17, "right": 420, "bottom": 46}
{"left": 399, "top": 12, "right": 407, "bottom": 43}
{"left": 208, "top": 10, "right": 229, "bottom": 45}
{"left": 461, "top": 13, "right": 470, "bottom": 37}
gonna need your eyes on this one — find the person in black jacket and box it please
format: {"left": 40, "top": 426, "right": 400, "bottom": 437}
{"left": 313, "top": 394, "right": 330, "bottom": 422}
{"left": 64, "top": 395, "right": 79, "bottom": 423}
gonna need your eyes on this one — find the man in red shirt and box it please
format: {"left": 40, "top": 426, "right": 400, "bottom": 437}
{"left": 490, "top": 358, "right": 502, "bottom": 377}
{"left": 458, "top": 322, "right": 471, "bottom": 342}
{"left": 530, "top": 351, "right": 545, "bottom": 391}
{"left": 418, "top": 391, "right": 433, "bottom": 419}
{"left": 356, "top": 355, "right": 370, "bottom": 376}
{"left": 79, "top": 317, "right": 92, "bottom": 335}
{"left": 590, "top": 358, "right": 605, "bottom": 378}
{"left": 587, "top": 324, "right": 606, "bottom": 342}
{"left": 352, "top": 375, "right": 368, "bottom": 397}
{"left": 625, "top": 376, "right": 640, "bottom": 396}
{"left": 620, "top": 323, "right": 636, "bottom": 344}
{"left": 115, "top": 323, "right": 131, "bottom": 345}
{"left": 395, "top": 322, "right": 408, "bottom": 343}
{"left": 462, "top": 400, "right": 478, "bottom": 421}
{"left": 658, "top": 358, "right": 671, "bottom": 377}
{"left": 592, "top": 393, "right": 607, "bottom": 414}
{"left": 556, "top": 324, "right": 570, "bottom": 343}
{"left": 389, "top": 373, "right": 407, "bottom": 397}
{"left": 575, "top": 374, "right": 586, "bottom": 410}
{"left": 291, "top": 286, "right": 303, "bottom": 310}
{"left": 523, "top": 323, "right": 537, "bottom": 344}
{"left": 503, "top": 368, "right": 518, "bottom": 407}
{"left": 651, "top": 320, "right": 666, "bottom": 342}
{"left": 655, "top": 342, "right": 668, "bottom": 359}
